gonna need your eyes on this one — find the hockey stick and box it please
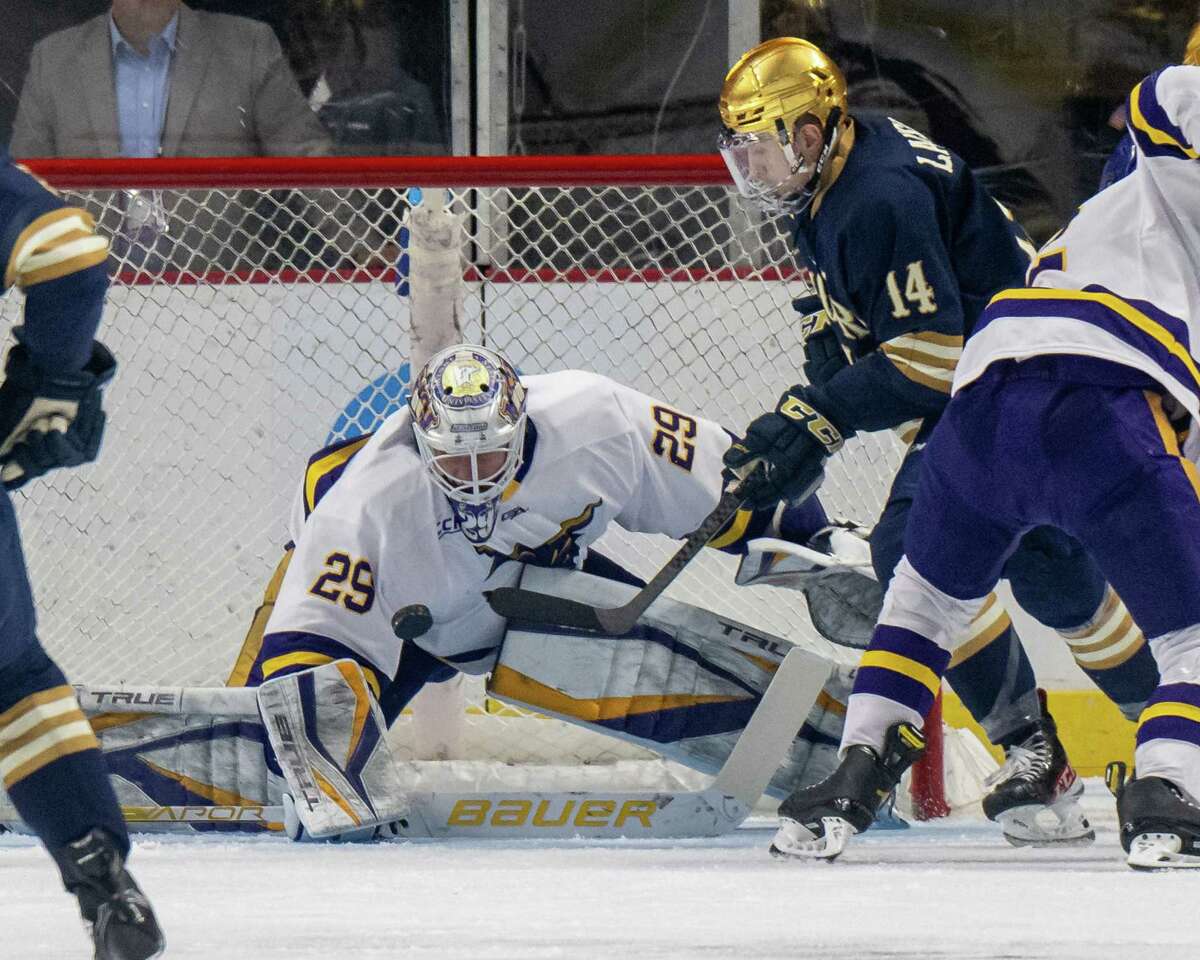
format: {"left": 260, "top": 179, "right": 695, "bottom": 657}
{"left": 485, "top": 467, "right": 770, "bottom": 634}
{"left": 377, "top": 643, "right": 830, "bottom": 839}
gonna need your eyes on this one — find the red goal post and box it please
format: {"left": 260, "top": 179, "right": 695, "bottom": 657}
{"left": 13, "top": 154, "right": 951, "bottom": 815}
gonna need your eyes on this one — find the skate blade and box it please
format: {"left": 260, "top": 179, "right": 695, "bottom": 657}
{"left": 769, "top": 816, "right": 853, "bottom": 861}
{"left": 1127, "top": 832, "right": 1200, "bottom": 871}
{"left": 995, "top": 800, "right": 1095, "bottom": 847}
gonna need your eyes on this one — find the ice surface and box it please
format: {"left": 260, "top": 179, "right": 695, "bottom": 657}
{"left": 2, "top": 780, "right": 1198, "bottom": 960}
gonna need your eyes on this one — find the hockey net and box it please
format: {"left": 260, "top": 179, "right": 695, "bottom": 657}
{"left": 8, "top": 156, "right": 969, "bottom": 812}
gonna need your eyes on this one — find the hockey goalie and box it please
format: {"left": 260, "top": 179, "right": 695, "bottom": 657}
{"left": 239, "top": 342, "right": 870, "bottom": 839}
{"left": 34, "top": 342, "right": 874, "bottom": 841}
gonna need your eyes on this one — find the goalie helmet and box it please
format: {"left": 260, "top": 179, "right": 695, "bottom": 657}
{"left": 718, "top": 37, "right": 848, "bottom": 213}
{"left": 409, "top": 344, "right": 527, "bottom": 540}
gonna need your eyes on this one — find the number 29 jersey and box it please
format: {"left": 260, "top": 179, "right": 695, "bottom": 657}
{"left": 262, "top": 370, "right": 730, "bottom": 683}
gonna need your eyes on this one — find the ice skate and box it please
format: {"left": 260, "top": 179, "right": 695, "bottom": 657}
{"left": 770, "top": 721, "right": 926, "bottom": 861}
{"left": 982, "top": 691, "right": 1093, "bottom": 846}
{"left": 51, "top": 828, "right": 164, "bottom": 960}
{"left": 1111, "top": 765, "right": 1200, "bottom": 871}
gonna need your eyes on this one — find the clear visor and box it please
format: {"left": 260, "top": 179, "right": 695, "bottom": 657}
{"left": 718, "top": 129, "right": 810, "bottom": 209}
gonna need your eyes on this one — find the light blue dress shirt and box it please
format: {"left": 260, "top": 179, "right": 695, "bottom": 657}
{"left": 109, "top": 14, "right": 179, "bottom": 158}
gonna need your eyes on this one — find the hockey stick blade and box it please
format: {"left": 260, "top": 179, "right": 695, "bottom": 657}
{"left": 485, "top": 586, "right": 608, "bottom": 632}
{"left": 486, "top": 468, "right": 768, "bottom": 634}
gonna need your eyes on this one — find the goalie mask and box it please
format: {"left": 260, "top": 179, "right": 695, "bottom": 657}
{"left": 410, "top": 344, "right": 527, "bottom": 542}
{"left": 718, "top": 37, "right": 848, "bottom": 214}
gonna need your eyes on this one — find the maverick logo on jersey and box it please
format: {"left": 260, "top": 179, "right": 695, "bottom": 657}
{"left": 480, "top": 498, "right": 602, "bottom": 571}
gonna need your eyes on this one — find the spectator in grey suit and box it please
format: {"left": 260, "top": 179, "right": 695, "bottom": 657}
{"left": 11, "top": 0, "right": 329, "bottom": 158}
{"left": 8, "top": 1, "right": 389, "bottom": 273}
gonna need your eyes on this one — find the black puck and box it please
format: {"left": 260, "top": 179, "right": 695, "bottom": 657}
{"left": 391, "top": 603, "right": 433, "bottom": 640}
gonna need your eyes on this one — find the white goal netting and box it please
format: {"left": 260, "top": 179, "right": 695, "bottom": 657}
{"left": 4, "top": 158, "right": 910, "bottom": 769}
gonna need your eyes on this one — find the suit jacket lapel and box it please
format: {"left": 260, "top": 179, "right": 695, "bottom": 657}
{"left": 80, "top": 15, "right": 120, "bottom": 156}
{"left": 162, "top": 5, "right": 213, "bottom": 156}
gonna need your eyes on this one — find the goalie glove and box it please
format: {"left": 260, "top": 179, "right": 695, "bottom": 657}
{"left": 724, "top": 385, "right": 845, "bottom": 509}
{"left": 0, "top": 334, "right": 116, "bottom": 491}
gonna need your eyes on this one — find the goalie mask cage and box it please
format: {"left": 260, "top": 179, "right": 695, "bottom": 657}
{"left": 11, "top": 155, "right": 952, "bottom": 816}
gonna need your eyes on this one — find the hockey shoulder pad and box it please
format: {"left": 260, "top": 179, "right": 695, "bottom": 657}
{"left": 257, "top": 659, "right": 409, "bottom": 839}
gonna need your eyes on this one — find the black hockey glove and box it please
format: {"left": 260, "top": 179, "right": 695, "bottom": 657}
{"left": 723, "top": 385, "right": 844, "bottom": 509}
{"left": 802, "top": 326, "right": 848, "bottom": 387}
{"left": 0, "top": 338, "right": 116, "bottom": 491}
{"left": 792, "top": 293, "right": 847, "bottom": 387}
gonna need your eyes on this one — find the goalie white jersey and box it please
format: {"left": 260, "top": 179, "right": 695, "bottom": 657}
{"left": 953, "top": 64, "right": 1200, "bottom": 418}
{"left": 263, "top": 370, "right": 730, "bottom": 679}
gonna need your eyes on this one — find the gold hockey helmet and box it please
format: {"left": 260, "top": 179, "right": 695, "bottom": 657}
{"left": 718, "top": 37, "right": 848, "bottom": 212}
{"left": 1186, "top": 22, "right": 1200, "bottom": 66}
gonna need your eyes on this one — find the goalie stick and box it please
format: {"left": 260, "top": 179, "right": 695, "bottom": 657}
{"left": 486, "top": 467, "right": 773, "bottom": 634}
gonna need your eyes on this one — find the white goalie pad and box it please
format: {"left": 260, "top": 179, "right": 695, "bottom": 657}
{"left": 257, "top": 659, "right": 410, "bottom": 839}
{"left": 490, "top": 566, "right": 839, "bottom": 801}
{"left": 736, "top": 533, "right": 883, "bottom": 649}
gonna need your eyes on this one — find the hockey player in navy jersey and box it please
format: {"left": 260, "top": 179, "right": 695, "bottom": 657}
{"left": 766, "top": 62, "right": 1200, "bottom": 870}
{"left": 717, "top": 37, "right": 1160, "bottom": 846}
{"left": 0, "top": 156, "right": 163, "bottom": 955}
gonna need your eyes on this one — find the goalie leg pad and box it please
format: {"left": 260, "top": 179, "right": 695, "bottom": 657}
{"left": 490, "top": 567, "right": 836, "bottom": 800}
{"left": 257, "top": 659, "right": 409, "bottom": 839}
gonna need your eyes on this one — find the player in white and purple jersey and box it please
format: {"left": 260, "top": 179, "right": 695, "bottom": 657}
{"left": 771, "top": 64, "right": 1200, "bottom": 870}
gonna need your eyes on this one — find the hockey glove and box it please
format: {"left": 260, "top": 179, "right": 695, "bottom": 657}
{"left": 802, "top": 326, "right": 848, "bottom": 387}
{"left": 0, "top": 339, "right": 116, "bottom": 491}
{"left": 793, "top": 293, "right": 847, "bottom": 387}
{"left": 724, "top": 385, "right": 844, "bottom": 509}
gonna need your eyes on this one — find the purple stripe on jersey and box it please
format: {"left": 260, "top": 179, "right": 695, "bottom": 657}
{"left": 852, "top": 666, "right": 937, "bottom": 718}
{"left": 1129, "top": 123, "right": 1194, "bottom": 162}
{"left": 983, "top": 285, "right": 1190, "bottom": 348}
{"left": 1136, "top": 715, "right": 1200, "bottom": 749}
{"left": 870, "top": 624, "right": 952, "bottom": 676}
{"left": 974, "top": 290, "right": 1200, "bottom": 400}
{"left": 1135, "top": 71, "right": 1193, "bottom": 156}
{"left": 255, "top": 630, "right": 384, "bottom": 689}
{"left": 1083, "top": 285, "right": 1192, "bottom": 347}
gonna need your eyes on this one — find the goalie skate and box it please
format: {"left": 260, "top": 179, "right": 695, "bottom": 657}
{"left": 769, "top": 721, "right": 926, "bottom": 862}
{"left": 1113, "top": 767, "right": 1200, "bottom": 871}
{"left": 982, "top": 692, "right": 1093, "bottom": 846}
